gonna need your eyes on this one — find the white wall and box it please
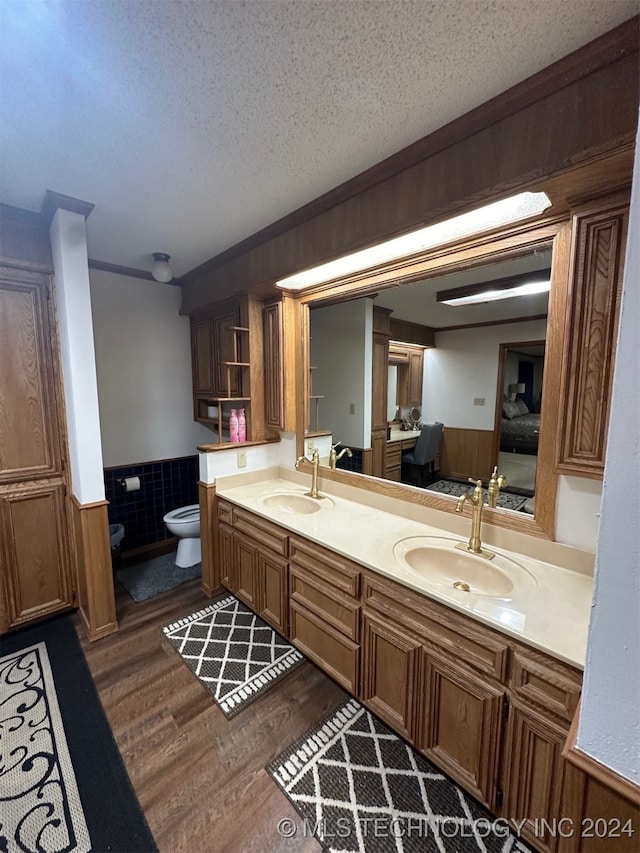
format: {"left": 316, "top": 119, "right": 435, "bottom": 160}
{"left": 423, "top": 319, "right": 547, "bottom": 429}
{"left": 310, "top": 299, "right": 372, "bottom": 447}
{"left": 555, "top": 476, "right": 602, "bottom": 552}
{"left": 90, "top": 270, "right": 212, "bottom": 467}
{"left": 577, "top": 128, "right": 640, "bottom": 784}
{"left": 50, "top": 209, "right": 105, "bottom": 504}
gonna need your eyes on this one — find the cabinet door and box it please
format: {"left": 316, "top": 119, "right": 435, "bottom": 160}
{"left": 219, "top": 522, "right": 234, "bottom": 589}
{"left": 407, "top": 349, "right": 424, "bottom": 406}
{"left": 502, "top": 699, "right": 567, "bottom": 853}
{"left": 418, "top": 648, "right": 505, "bottom": 809}
{"left": 257, "top": 548, "right": 288, "bottom": 636}
{"left": 263, "top": 302, "right": 284, "bottom": 430}
{"left": 370, "top": 430, "right": 387, "bottom": 479}
{"left": 371, "top": 332, "right": 389, "bottom": 432}
{"left": 232, "top": 530, "right": 258, "bottom": 608}
{"left": 191, "top": 318, "right": 214, "bottom": 395}
{"left": 0, "top": 270, "right": 63, "bottom": 484}
{"left": 1, "top": 482, "right": 73, "bottom": 628}
{"left": 361, "top": 611, "right": 421, "bottom": 741}
{"left": 557, "top": 192, "right": 628, "bottom": 477}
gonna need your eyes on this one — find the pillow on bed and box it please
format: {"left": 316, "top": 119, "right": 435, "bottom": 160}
{"left": 502, "top": 399, "right": 529, "bottom": 419}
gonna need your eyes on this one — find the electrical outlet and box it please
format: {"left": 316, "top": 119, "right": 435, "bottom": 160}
{"left": 237, "top": 449, "right": 247, "bottom": 468}
{"left": 349, "top": 403, "right": 356, "bottom": 415}
{"left": 473, "top": 397, "right": 486, "bottom": 406}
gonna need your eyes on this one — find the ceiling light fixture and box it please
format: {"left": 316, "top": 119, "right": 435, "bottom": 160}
{"left": 275, "top": 191, "right": 551, "bottom": 291}
{"left": 151, "top": 252, "right": 173, "bottom": 283}
{"left": 437, "top": 274, "right": 551, "bottom": 307}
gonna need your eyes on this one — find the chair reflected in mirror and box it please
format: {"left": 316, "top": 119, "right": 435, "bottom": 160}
{"left": 401, "top": 421, "right": 444, "bottom": 487}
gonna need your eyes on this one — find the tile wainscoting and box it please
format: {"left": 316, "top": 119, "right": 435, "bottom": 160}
{"left": 104, "top": 455, "right": 199, "bottom": 553}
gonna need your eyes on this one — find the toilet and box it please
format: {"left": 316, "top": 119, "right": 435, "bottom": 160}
{"left": 163, "top": 504, "right": 201, "bottom": 568}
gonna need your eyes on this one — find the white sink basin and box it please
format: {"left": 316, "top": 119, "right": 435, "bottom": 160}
{"left": 259, "top": 490, "right": 334, "bottom": 515}
{"left": 393, "top": 535, "right": 537, "bottom": 598}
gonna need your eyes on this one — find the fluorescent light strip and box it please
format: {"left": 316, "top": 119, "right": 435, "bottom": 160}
{"left": 276, "top": 191, "right": 551, "bottom": 290}
{"left": 441, "top": 279, "right": 551, "bottom": 306}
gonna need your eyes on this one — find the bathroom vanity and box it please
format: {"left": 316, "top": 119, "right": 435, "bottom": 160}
{"left": 206, "top": 469, "right": 636, "bottom": 852}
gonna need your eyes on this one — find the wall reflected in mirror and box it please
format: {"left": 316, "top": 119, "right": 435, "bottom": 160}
{"left": 308, "top": 245, "right": 552, "bottom": 514}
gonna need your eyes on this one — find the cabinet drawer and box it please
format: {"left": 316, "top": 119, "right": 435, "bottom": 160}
{"left": 386, "top": 444, "right": 402, "bottom": 465}
{"left": 231, "top": 505, "right": 288, "bottom": 556}
{"left": 218, "top": 500, "right": 233, "bottom": 526}
{"left": 290, "top": 566, "right": 360, "bottom": 641}
{"left": 510, "top": 650, "right": 582, "bottom": 722}
{"left": 290, "top": 601, "right": 359, "bottom": 693}
{"left": 289, "top": 536, "right": 360, "bottom": 597}
{"left": 362, "top": 574, "right": 508, "bottom": 681}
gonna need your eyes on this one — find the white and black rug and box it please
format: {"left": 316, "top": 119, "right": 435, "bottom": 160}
{"left": 0, "top": 616, "right": 155, "bottom": 853}
{"left": 427, "top": 480, "right": 527, "bottom": 513}
{"left": 268, "top": 698, "right": 532, "bottom": 853}
{"left": 163, "top": 594, "right": 304, "bottom": 718}
{"left": 1, "top": 641, "right": 91, "bottom": 853}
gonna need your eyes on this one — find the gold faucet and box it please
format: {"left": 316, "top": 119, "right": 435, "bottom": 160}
{"left": 455, "top": 478, "right": 495, "bottom": 560}
{"left": 487, "top": 466, "right": 507, "bottom": 508}
{"left": 329, "top": 442, "right": 353, "bottom": 470}
{"left": 295, "top": 447, "right": 323, "bottom": 499}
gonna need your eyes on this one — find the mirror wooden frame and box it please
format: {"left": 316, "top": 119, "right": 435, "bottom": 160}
{"left": 291, "top": 215, "right": 572, "bottom": 541}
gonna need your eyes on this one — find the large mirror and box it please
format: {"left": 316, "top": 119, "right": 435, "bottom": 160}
{"left": 308, "top": 244, "right": 552, "bottom": 517}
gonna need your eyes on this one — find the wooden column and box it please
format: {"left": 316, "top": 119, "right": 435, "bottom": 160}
{"left": 71, "top": 497, "right": 117, "bottom": 641}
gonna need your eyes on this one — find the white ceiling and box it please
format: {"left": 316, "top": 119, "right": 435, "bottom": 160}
{"left": 0, "top": 1, "right": 636, "bottom": 279}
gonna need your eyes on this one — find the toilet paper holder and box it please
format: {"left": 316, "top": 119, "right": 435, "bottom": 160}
{"left": 117, "top": 476, "right": 141, "bottom": 492}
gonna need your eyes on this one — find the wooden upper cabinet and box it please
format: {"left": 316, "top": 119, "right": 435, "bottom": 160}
{"left": 557, "top": 191, "right": 629, "bottom": 478}
{"left": 191, "top": 318, "right": 214, "bottom": 395}
{"left": 263, "top": 301, "right": 284, "bottom": 430}
{"left": 0, "top": 270, "right": 62, "bottom": 483}
{"left": 212, "top": 309, "right": 243, "bottom": 398}
{"left": 407, "top": 348, "right": 424, "bottom": 407}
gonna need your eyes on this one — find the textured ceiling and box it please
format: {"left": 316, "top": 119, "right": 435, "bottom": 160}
{"left": 0, "top": 1, "right": 636, "bottom": 278}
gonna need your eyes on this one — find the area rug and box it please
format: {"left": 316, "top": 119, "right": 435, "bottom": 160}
{"left": 0, "top": 615, "right": 156, "bottom": 853}
{"left": 116, "top": 551, "right": 201, "bottom": 602}
{"left": 426, "top": 479, "right": 528, "bottom": 512}
{"left": 163, "top": 594, "right": 304, "bottom": 718}
{"left": 268, "top": 698, "right": 532, "bottom": 853}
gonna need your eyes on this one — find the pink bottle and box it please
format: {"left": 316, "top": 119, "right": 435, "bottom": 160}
{"left": 238, "top": 408, "right": 246, "bottom": 442}
{"left": 229, "top": 408, "right": 239, "bottom": 443}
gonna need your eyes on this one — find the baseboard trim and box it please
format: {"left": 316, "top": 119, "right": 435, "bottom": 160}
{"left": 78, "top": 606, "right": 118, "bottom": 643}
{"left": 122, "top": 537, "right": 178, "bottom": 565}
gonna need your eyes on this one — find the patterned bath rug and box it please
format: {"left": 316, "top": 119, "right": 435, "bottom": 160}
{"left": 0, "top": 615, "right": 156, "bottom": 853}
{"left": 163, "top": 594, "right": 304, "bottom": 718}
{"left": 426, "top": 479, "right": 527, "bottom": 512}
{"left": 268, "top": 698, "right": 532, "bottom": 853}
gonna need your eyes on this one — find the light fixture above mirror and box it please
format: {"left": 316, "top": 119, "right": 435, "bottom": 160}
{"left": 437, "top": 270, "right": 551, "bottom": 306}
{"left": 276, "top": 191, "right": 551, "bottom": 291}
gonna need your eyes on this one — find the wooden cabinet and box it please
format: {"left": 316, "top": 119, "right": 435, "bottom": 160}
{"left": 0, "top": 482, "right": 74, "bottom": 628}
{"left": 361, "top": 610, "right": 420, "bottom": 740}
{"left": 503, "top": 700, "right": 568, "bottom": 852}
{"left": 390, "top": 343, "right": 424, "bottom": 408}
{"left": 0, "top": 265, "right": 75, "bottom": 633}
{"left": 370, "top": 307, "right": 391, "bottom": 478}
{"left": 218, "top": 501, "right": 289, "bottom": 634}
{"left": 288, "top": 535, "right": 361, "bottom": 692}
{"left": 213, "top": 503, "right": 634, "bottom": 850}
{"left": 263, "top": 300, "right": 284, "bottom": 430}
{"left": 190, "top": 299, "right": 254, "bottom": 441}
{"left": 418, "top": 647, "right": 505, "bottom": 810}
{"left": 557, "top": 191, "right": 629, "bottom": 478}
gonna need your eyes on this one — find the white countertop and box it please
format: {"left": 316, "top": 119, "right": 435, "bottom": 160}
{"left": 388, "top": 426, "right": 419, "bottom": 443}
{"left": 215, "top": 469, "right": 593, "bottom": 669}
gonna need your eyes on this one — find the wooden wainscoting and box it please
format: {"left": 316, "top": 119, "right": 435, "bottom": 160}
{"left": 198, "top": 481, "right": 222, "bottom": 598}
{"left": 71, "top": 496, "right": 118, "bottom": 641}
{"left": 439, "top": 427, "right": 494, "bottom": 481}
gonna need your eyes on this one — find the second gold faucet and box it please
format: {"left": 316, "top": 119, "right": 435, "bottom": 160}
{"left": 295, "top": 447, "right": 323, "bottom": 499}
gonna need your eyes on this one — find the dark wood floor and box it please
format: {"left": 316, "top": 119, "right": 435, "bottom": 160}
{"left": 76, "top": 580, "right": 346, "bottom": 853}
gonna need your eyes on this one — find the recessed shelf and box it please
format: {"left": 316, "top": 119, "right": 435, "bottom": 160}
{"left": 221, "top": 361, "right": 250, "bottom": 367}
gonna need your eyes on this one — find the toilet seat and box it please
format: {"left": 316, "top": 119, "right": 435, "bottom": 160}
{"left": 163, "top": 504, "right": 199, "bottom": 524}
